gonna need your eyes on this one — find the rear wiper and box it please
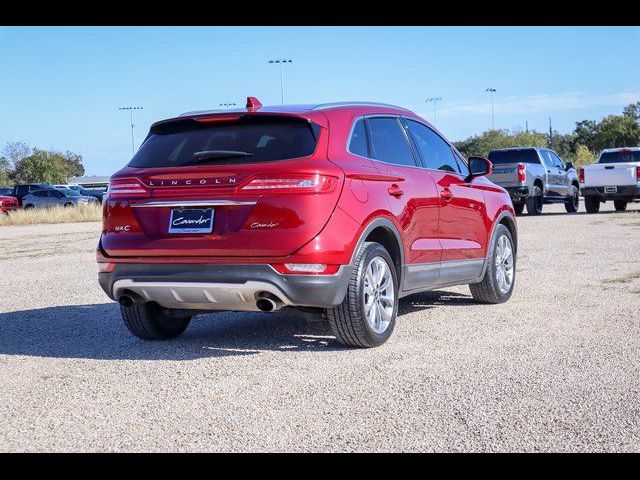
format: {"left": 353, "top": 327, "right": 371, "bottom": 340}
{"left": 193, "top": 150, "right": 254, "bottom": 162}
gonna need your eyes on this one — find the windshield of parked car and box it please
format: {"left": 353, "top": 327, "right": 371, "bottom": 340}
{"left": 129, "top": 116, "right": 318, "bottom": 168}
{"left": 488, "top": 149, "right": 540, "bottom": 165}
{"left": 599, "top": 150, "right": 640, "bottom": 164}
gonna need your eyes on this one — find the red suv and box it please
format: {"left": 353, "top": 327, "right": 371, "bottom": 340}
{"left": 98, "top": 98, "right": 517, "bottom": 348}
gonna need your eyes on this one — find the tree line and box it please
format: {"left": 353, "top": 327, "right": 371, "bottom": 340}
{"left": 0, "top": 141, "right": 85, "bottom": 187}
{"left": 454, "top": 102, "right": 640, "bottom": 168}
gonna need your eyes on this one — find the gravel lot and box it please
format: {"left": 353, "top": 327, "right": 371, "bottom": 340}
{"left": 1, "top": 202, "right": 639, "bottom": 452}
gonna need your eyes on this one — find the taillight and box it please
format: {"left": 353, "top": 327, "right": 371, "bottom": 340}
{"left": 579, "top": 168, "right": 585, "bottom": 183}
{"left": 98, "top": 262, "right": 116, "bottom": 273}
{"left": 636, "top": 166, "right": 640, "bottom": 181}
{"left": 106, "top": 178, "right": 150, "bottom": 199}
{"left": 242, "top": 174, "right": 338, "bottom": 193}
{"left": 271, "top": 264, "right": 340, "bottom": 275}
{"left": 517, "top": 164, "right": 526, "bottom": 183}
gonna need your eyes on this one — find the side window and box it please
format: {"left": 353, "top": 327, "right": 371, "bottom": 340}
{"left": 405, "top": 120, "right": 461, "bottom": 173}
{"left": 550, "top": 152, "right": 564, "bottom": 168}
{"left": 540, "top": 150, "right": 554, "bottom": 168}
{"left": 366, "top": 117, "right": 417, "bottom": 167}
{"left": 348, "top": 119, "right": 368, "bottom": 157}
{"left": 452, "top": 149, "right": 469, "bottom": 174}
{"left": 33, "top": 190, "right": 47, "bottom": 197}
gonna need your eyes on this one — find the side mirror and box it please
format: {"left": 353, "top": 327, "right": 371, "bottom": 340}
{"left": 565, "top": 162, "right": 575, "bottom": 170}
{"left": 467, "top": 156, "right": 493, "bottom": 180}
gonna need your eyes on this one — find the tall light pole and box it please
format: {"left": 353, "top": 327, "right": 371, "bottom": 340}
{"left": 118, "top": 106, "right": 143, "bottom": 154}
{"left": 485, "top": 88, "right": 496, "bottom": 130}
{"left": 219, "top": 102, "right": 237, "bottom": 110}
{"left": 425, "top": 97, "right": 442, "bottom": 125}
{"left": 268, "top": 59, "right": 293, "bottom": 104}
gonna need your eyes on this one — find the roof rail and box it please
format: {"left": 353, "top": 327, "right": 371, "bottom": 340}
{"left": 313, "top": 101, "right": 412, "bottom": 112}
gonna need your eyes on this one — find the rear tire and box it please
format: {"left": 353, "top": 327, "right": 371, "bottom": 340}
{"left": 326, "top": 242, "right": 398, "bottom": 348}
{"left": 513, "top": 202, "right": 525, "bottom": 215}
{"left": 24, "top": 204, "right": 34, "bottom": 210}
{"left": 584, "top": 196, "right": 600, "bottom": 214}
{"left": 470, "top": 224, "right": 515, "bottom": 304}
{"left": 526, "top": 185, "right": 543, "bottom": 215}
{"left": 120, "top": 301, "right": 192, "bottom": 340}
{"left": 565, "top": 185, "right": 580, "bottom": 213}
{"left": 614, "top": 200, "right": 628, "bottom": 212}
{"left": 64, "top": 202, "right": 74, "bottom": 208}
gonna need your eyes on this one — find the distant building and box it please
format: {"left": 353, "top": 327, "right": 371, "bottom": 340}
{"left": 68, "top": 175, "right": 110, "bottom": 189}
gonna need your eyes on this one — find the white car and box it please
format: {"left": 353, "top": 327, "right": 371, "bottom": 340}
{"left": 580, "top": 147, "right": 640, "bottom": 213}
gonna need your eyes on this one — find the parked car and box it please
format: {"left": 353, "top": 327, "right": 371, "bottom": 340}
{"left": 10, "top": 183, "right": 55, "bottom": 206}
{"left": 97, "top": 97, "right": 517, "bottom": 348}
{"left": 55, "top": 184, "right": 104, "bottom": 202}
{"left": 486, "top": 147, "right": 580, "bottom": 215}
{"left": 579, "top": 147, "right": 640, "bottom": 213}
{"left": 0, "top": 194, "right": 19, "bottom": 214}
{"left": 0, "top": 187, "right": 13, "bottom": 196}
{"left": 22, "top": 187, "right": 94, "bottom": 209}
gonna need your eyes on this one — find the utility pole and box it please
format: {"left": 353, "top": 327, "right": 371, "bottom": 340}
{"left": 425, "top": 97, "right": 443, "bottom": 126}
{"left": 485, "top": 88, "right": 496, "bottom": 130}
{"left": 525, "top": 120, "right": 529, "bottom": 133}
{"left": 118, "top": 106, "right": 143, "bottom": 155}
{"left": 549, "top": 118, "right": 553, "bottom": 148}
{"left": 268, "top": 59, "right": 293, "bottom": 104}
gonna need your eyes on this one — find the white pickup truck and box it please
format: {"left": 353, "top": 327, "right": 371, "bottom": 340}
{"left": 580, "top": 147, "right": 640, "bottom": 213}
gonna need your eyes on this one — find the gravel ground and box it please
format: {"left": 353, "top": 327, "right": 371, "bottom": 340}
{"left": 0, "top": 202, "right": 639, "bottom": 452}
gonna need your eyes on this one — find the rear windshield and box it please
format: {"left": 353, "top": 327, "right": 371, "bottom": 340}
{"left": 488, "top": 149, "right": 540, "bottom": 165}
{"left": 599, "top": 150, "right": 640, "bottom": 164}
{"left": 129, "top": 116, "right": 318, "bottom": 168}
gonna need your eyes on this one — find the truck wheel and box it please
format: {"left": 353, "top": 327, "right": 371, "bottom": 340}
{"left": 513, "top": 203, "right": 525, "bottom": 215}
{"left": 64, "top": 202, "right": 74, "bottom": 208}
{"left": 470, "top": 224, "right": 515, "bottom": 304}
{"left": 326, "top": 242, "right": 398, "bottom": 348}
{"left": 584, "top": 196, "right": 600, "bottom": 214}
{"left": 525, "top": 186, "right": 543, "bottom": 215}
{"left": 565, "top": 185, "right": 580, "bottom": 213}
{"left": 614, "top": 201, "right": 627, "bottom": 212}
{"left": 120, "top": 301, "right": 191, "bottom": 340}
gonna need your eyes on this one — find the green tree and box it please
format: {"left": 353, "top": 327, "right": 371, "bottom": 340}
{"left": 61, "top": 150, "right": 85, "bottom": 178}
{"left": 455, "top": 129, "right": 547, "bottom": 158}
{"left": 591, "top": 114, "right": 640, "bottom": 151}
{"left": 0, "top": 157, "right": 12, "bottom": 187}
{"left": 623, "top": 101, "right": 640, "bottom": 123}
{"left": 13, "top": 149, "right": 73, "bottom": 184}
{"left": 574, "top": 145, "right": 596, "bottom": 168}
{"left": 1, "top": 141, "right": 31, "bottom": 169}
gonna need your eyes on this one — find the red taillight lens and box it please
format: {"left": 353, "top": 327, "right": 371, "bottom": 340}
{"left": 106, "top": 178, "right": 150, "bottom": 200}
{"left": 97, "top": 262, "right": 116, "bottom": 273}
{"left": 517, "top": 164, "right": 526, "bottom": 183}
{"left": 242, "top": 174, "right": 338, "bottom": 193}
{"left": 579, "top": 168, "right": 585, "bottom": 183}
{"left": 636, "top": 166, "right": 640, "bottom": 181}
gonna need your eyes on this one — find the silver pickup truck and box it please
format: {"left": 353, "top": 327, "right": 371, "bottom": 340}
{"left": 487, "top": 147, "right": 580, "bottom": 215}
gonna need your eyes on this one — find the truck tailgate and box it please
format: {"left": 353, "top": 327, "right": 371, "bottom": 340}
{"left": 583, "top": 163, "right": 638, "bottom": 187}
{"left": 487, "top": 163, "right": 520, "bottom": 187}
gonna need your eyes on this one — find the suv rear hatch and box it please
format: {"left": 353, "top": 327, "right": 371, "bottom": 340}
{"left": 101, "top": 113, "right": 344, "bottom": 258}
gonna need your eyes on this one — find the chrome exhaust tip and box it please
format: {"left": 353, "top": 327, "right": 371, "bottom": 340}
{"left": 256, "top": 293, "right": 284, "bottom": 312}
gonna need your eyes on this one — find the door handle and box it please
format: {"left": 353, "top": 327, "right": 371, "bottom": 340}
{"left": 440, "top": 188, "right": 454, "bottom": 200}
{"left": 388, "top": 184, "right": 404, "bottom": 197}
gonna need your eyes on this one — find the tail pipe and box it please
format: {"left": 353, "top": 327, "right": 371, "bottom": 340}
{"left": 118, "top": 291, "right": 144, "bottom": 308}
{"left": 256, "top": 292, "right": 284, "bottom": 312}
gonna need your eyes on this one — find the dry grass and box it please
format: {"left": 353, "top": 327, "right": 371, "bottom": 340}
{"left": 0, "top": 203, "right": 102, "bottom": 226}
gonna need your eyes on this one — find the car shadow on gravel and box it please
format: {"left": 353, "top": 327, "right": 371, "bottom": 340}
{"left": 0, "top": 291, "right": 471, "bottom": 360}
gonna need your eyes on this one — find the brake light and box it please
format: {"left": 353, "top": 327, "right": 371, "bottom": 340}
{"left": 242, "top": 174, "right": 338, "bottom": 193}
{"left": 106, "top": 178, "right": 150, "bottom": 199}
{"left": 636, "top": 166, "right": 640, "bottom": 181}
{"left": 98, "top": 262, "right": 116, "bottom": 273}
{"left": 579, "top": 167, "right": 585, "bottom": 183}
{"left": 517, "top": 164, "right": 526, "bottom": 183}
{"left": 271, "top": 264, "right": 340, "bottom": 275}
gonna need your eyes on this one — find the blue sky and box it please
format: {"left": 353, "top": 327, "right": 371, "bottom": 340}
{"left": 1, "top": 26, "right": 639, "bottom": 175}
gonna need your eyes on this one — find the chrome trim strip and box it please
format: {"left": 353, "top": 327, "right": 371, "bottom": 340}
{"left": 130, "top": 200, "right": 257, "bottom": 208}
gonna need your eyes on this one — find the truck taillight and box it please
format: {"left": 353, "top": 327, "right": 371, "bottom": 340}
{"left": 579, "top": 168, "right": 585, "bottom": 183}
{"left": 106, "top": 178, "right": 150, "bottom": 200}
{"left": 517, "top": 164, "right": 526, "bottom": 183}
{"left": 636, "top": 166, "right": 640, "bottom": 181}
{"left": 242, "top": 174, "right": 338, "bottom": 193}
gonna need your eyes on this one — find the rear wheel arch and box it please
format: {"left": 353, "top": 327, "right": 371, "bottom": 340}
{"left": 352, "top": 218, "right": 405, "bottom": 286}
{"left": 478, "top": 210, "right": 517, "bottom": 280}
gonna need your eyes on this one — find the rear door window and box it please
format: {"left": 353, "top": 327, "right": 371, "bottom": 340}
{"left": 488, "top": 149, "right": 541, "bottom": 165}
{"left": 129, "top": 116, "right": 318, "bottom": 168}
{"left": 599, "top": 150, "right": 640, "bottom": 163}
{"left": 366, "top": 117, "right": 417, "bottom": 167}
{"left": 405, "top": 119, "right": 461, "bottom": 173}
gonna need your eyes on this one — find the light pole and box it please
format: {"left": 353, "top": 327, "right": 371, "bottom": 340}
{"left": 485, "top": 88, "right": 496, "bottom": 130}
{"left": 268, "top": 59, "right": 293, "bottom": 104}
{"left": 118, "top": 106, "right": 143, "bottom": 154}
{"left": 219, "top": 102, "right": 237, "bottom": 110}
{"left": 425, "top": 97, "right": 442, "bottom": 125}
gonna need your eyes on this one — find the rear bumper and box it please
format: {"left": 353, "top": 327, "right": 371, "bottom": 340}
{"left": 505, "top": 186, "right": 530, "bottom": 201}
{"left": 580, "top": 185, "right": 640, "bottom": 200}
{"left": 0, "top": 205, "right": 19, "bottom": 213}
{"left": 99, "top": 263, "right": 352, "bottom": 311}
